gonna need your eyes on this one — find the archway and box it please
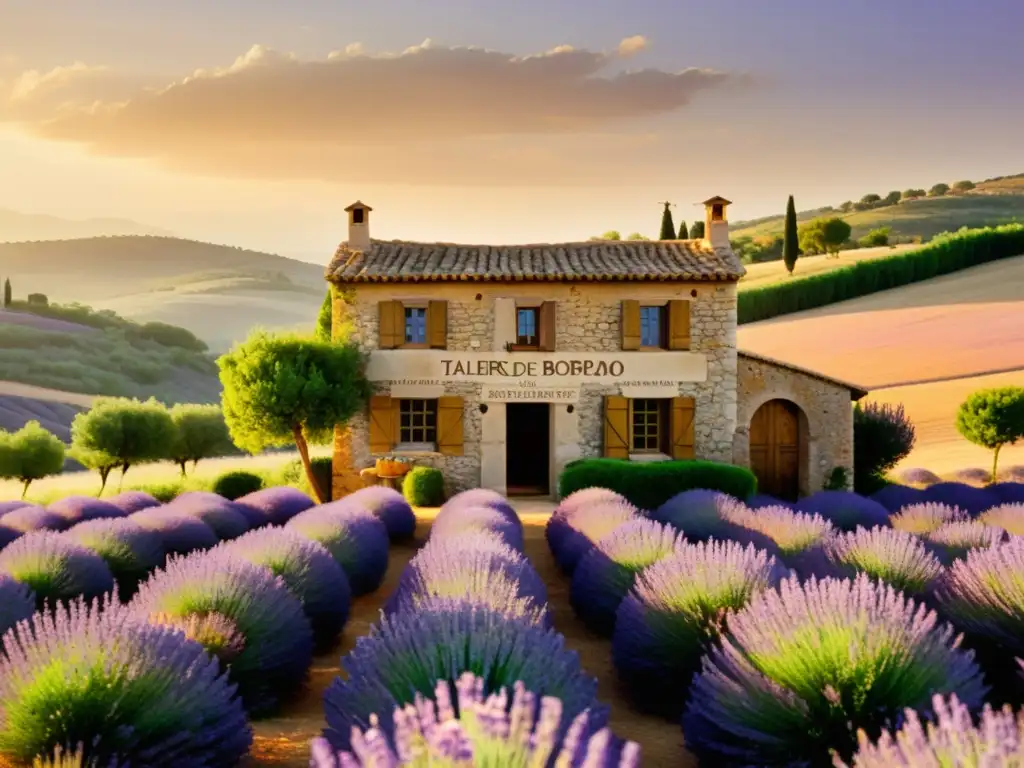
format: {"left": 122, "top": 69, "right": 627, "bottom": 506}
{"left": 749, "top": 399, "right": 804, "bottom": 501}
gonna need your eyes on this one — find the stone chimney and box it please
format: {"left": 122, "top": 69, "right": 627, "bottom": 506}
{"left": 702, "top": 196, "right": 732, "bottom": 249}
{"left": 344, "top": 201, "right": 372, "bottom": 251}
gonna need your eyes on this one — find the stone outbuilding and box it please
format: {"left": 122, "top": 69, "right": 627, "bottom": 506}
{"left": 326, "top": 197, "right": 867, "bottom": 502}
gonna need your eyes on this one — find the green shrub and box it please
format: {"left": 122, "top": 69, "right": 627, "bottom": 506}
{"left": 275, "top": 456, "right": 332, "bottom": 500}
{"left": 738, "top": 224, "right": 1024, "bottom": 324}
{"left": 127, "top": 482, "right": 184, "bottom": 502}
{"left": 211, "top": 470, "right": 265, "bottom": 500}
{"left": 558, "top": 459, "right": 757, "bottom": 511}
{"left": 310, "top": 457, "right": 333, "bottom": 502}
{"left": 402, "top": 466, "right": 446, "bottom": 506}
{"left": 823, "top": 466, "right": 850, "bottom": 490}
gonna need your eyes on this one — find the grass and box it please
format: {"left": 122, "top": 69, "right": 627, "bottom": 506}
{"left": 737, "top": 244, "right": 917, "bottom": 292}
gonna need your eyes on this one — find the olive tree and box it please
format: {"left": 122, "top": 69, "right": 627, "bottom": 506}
{"left": 217, "top": 331, "right": 369, "bottom": 503}
{"left": 168, "top": 403, "right": 235, "bottom": 476}
{"left": 0, "top": 422, "right": 66, "bottom": 498}
{"left": 955, "top": 386, "right": 1024, "bottom": 482}
{"left": 316, "top": 289, "right": 333, "bottom": 342}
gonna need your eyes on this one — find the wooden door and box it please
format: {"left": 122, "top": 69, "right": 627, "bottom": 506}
{"left": 749, "top": 399, "right": 800, "bottom": 501}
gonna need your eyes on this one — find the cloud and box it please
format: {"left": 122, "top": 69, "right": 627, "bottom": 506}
{"left": 0, "top": 37, "right": 753, "bottom": 186}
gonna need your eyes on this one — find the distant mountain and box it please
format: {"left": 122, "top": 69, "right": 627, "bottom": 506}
{"left": 0, "top": 209, "right": 173, "bottom": 242}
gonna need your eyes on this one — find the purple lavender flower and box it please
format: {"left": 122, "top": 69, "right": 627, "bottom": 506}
{"left": 835, "top": 694, "right": 1024, "bottom": 767}
{"left": 311, "top": 672, "right": 640, "bottom": 767}
{"left": 342, "top": 486, "right": 416, "bottom": 541}
{"left": 743, "top": 504, "right": 835, "bottom": 556}
{"left": 104, "top": 490, "right": 162, "bottom": 513}
{"left": 923, "top": 520, "right": 1006, "bottom": 564}
{"left": 218, "top": 527, "right": 351, "bottom": 649}
{"left": 165, "top": 494, "right": 251, "bottom": 540}
{"left": 889, "top": 502, "right": 967, "bottom": 534}
{"left": 0, "top": 505, "right": 69, "bottom": 533}
{"left": 980, "top": 502, "right": 1024, "bottom": 535}
{"left": 128, "top": 508, "right": 219, "bottom": 556}
{"left": 0, "top": 596, "right": 251, "bottom": 766}
{"left": 0, "top": 500, "right": 30, "bottom": 516}
{"left": 385, "top": 544, "right": 549, "bottom": 627}
{"left": 0, "top": 573, "right": 35, "bottom": 637}
{"left": 129, "top": 550, "right": 314, "bottom": 716}
{"left": 898, "top": 468, "right": 942, "bottom": 487}
{"left": 683, "top": 574, "right": 987, "bottom": 767}
{"left": 746, "top": 493, "right": 794, "bottom": 510}
{"left": 0, "top": 523, "right": 21, "bottom": 551}
{"left": 820, "top": 526, "right": 944, "bottom": 595}
{"left": 236, "top": 486, "right": 316, "bottom": 526}
{"left": 992, "top": 482, "right": 1024, "bottom": 505}
{"left": 547, "top": 501, "right": 641, "bottom": 576}
{"left": 547, "top": 488, "right": 628, "bottom": 563}
{"left": 935, "top": 537, "right": 1024, "bottom": 655}
{"left": 920, "top": 482, "right": 1001, "bottom": 517}
{"left": 322, "top": 604, "right": 607, "bottom": 753}
{"left": 147, "top": 610, "right": 248, "bottom": 665}
{"left": 429, "top": 505, "right": 525, "bottom": 552}
{"left": 62, "top": 518, "right": 165, "bottom": 598}
{"left": 795, "top": 490, "right": 890, "bottom": 532}
{"left": 652, "top": 490, "right": 771, "bottom": 550}
{"left": 870, "top": 484, "right": 926, "bottom": 513}
{"left": 612, "top": 540, "right": 786, "bottom": 718}
{"left": 439, "top": 489, "right": 519, "bottom": 526}
{"left": 286, "top": 503, "right": 390, "bottom": 596}
{"left": 0, "top": 531, "right": 114, "bottom": 609}
{"left": 570, "top": 518, "right": 684, "bottom": 636}
{"left": 46, "top": 495, "right": 125, "bottom": 525}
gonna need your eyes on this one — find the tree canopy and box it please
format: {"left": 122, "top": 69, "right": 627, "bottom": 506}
{"left": 168, "top": 403, "right": 235, "bottom": 476}
{"left": 316, "top": 289, "right": 333, "bottom": 342}
{"left": 0, "top": 421, "right": 66, "bottom": 498}
{"left": 929, "top": 183, "right": 950, "bottom": 197}
{"left": 798, "top": 217, "right": 852, "bottom": 258}
{"left": 659, "top": 203, "right": 676, "bottom": 240}
{"left": 955, "top": 386, "right": 1024, "bottom": 481}
{"left": 782, "top": 195, "right": 799, "bottom": 275}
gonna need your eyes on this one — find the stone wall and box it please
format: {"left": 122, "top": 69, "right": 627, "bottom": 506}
{"left": 331, "top": 280, "right": 739, "bottom": 498}
{"left": 734, "top": 353, "right": 856, "bottom": 494}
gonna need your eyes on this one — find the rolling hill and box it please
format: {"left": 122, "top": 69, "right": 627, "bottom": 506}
{"left": 0, "top": 209, "right": 171, "bottom": 241}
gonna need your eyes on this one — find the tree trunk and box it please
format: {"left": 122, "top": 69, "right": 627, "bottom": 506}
{"left": 178, "top": 460, "right": 188, "bottom": 477}
{"left": 20, "top": 479, "right": 30, "bottom": 499}
{"left": 292, "top": 423, "right": 326, "bottom": 504}
{"left": 992, "top": 444, "right": 1002, "bottom": 485}
{"left": 118, "top": 462, "right": 130, "bottom": 492}
{"left": 98, "top": 466, "right": 112, "bottom": 497}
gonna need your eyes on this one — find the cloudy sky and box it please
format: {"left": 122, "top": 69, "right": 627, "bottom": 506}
{"left": 1, "top": 0, "right": 1021, "bottom": 259}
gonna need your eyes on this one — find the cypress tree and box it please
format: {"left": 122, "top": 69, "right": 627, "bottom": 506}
{"left": 782, "top": 195, "right": 799, "bottom": 275}
{"left": 678, "top": 220, "right": 689, "bottom": 239}
{"left": 3, "top": 278, "right": 10, "bottom": 308}
{"left": 659, "top": 202, "right": 676, "bottom": 240}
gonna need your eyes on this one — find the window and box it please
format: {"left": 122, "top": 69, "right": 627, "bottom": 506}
{"left": 639, "top": 306, "right": 665, "bottom": 349}
{"left": 516, "top": 307, "right": 538, "bottom": 347}
{"left": 352, "top": 207, "right": 365, "bottom": 224}
{"left": 404, "top": 307, "right": 427, "bottom": 345}
{"left": 398, "top": 399, "right": 437, "bottom": 445}
{"left": 631, "top": 399, "right": 669, "bottom": 453}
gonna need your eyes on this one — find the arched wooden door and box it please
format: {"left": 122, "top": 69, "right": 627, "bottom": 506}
{"left": 749, "top": 399, "right": 801, "bottom": 501}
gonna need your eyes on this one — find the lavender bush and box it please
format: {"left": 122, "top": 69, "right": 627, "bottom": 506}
{"left": 343, "top": 486, "right": 416, "bottom": 540}
{"left": 0, "top": 501, "right": 30, "bottom": 515}
{"left": 0, "top": 574, "right": 35, "bottom": 637}
{"left": 439, "top": 489, "right": 519, "bottom": 526}
{"left": 612, "top": 540, "right": 785, "bottom": 718}
{"left": 429, "top": 505, "right": 525, "bottom": 552}
{"left": 547, "top": 500, "right": 641, "bottom": 575}
{"left": 992, "top": 482, "right": 1024, "bottom": 504}
{"left": 888, "top": 502, "right": 966, "bottom": 534}
{"left": 651, "top": 490, "right": 761, "bottom": 544}
{"left": 742, "top": 505, "right": 835, "bottom": 570}
{"left": 569, "top": 518, "right": 684, "bottom": 636}
{"left": 980, "top": 502, "right": 1024, "bottom": 534}
{"left": 0, "top": 597, "right": 251, "bottom": 767}
{"left": 821, "top": 526, "right": 944, "bottom": 595}
{"left": 286, "top": 504, "right": 390, "bottom": 595}
{"left": 322, "top": 604, "right": 606, "bottom": 752}
{"left": 0, "top": 506, "right": 68, "bottom": 533}
{"left": 746, "top": 493, "right": 794, "bottom": 510}
{"left": 835, "top": 694, "right": 1024, "bottom": 767}
{"left": 546, "top": 488, "right": 628, "bottom": 561}
{"left": 0, "top": 531, "right": 114, "bottom": 609}
{"left": 920, "top": 482, "right": 1001, "bottom": 517}
{"left": 129, "top": 508, "right": 220, "bottom": 556}
{"left": 219, "top": 527, "right": 351, "bottom": 648}
{"left": 104, "top": 490, "right": 162, "bottom": 513}
{"left": 683, "top": 574, "right": 988, "bottom": 766}
{"left": 386, "top": 545, "right": 548, "bottom": 626}
{"left": 166, "top": 494, "right": 251, "bottom": 540}
{"left": 46, "top": 496, "right": 125, "bottom": 525}
{"left": 923, "top": 521, "right": 1006, "bottom": 564}
{"left": 869, "top": 484, "right": 925, "bottom": 513}
{"left": 897, "top": 468, "right": 942, "bottom": 487}
{"left": 795, "top": 491, "right": 890, "bottom": 532}
{"left": 129, "top": 551, "right": 314, "bottom": 716}
{"left": 311, "top": 672, "right": 639, "bottom": 767}
{"left": 0, "top": 523, "right": 20, "bottom": 550}
{"left": 62, "top": 518, "right": 165, "bottom": 598}
{"left": 236, "top": 486, "right": 317, "bottom": 526}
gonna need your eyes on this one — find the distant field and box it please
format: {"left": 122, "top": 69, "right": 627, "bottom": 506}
{"left": 866, "top": 371, "right": 1024, "bottom": 476}
{"left": 737, "top": 244, "right": 917, "bottom": 292}
{"left": 737, "top": 255, "right": 1024, "bottom": 388}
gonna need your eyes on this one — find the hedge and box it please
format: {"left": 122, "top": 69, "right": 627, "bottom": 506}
{"left": 738, "top": 223, "right": 1024, "bottom": 324}
{"left": 558, "top": 459, "right": 757, "bottom": 511}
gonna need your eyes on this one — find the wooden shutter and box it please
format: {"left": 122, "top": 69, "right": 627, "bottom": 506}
{"left": 670, "top": 396, "right": 696, "bottom": 459}
{"left": 603, "top": 396, "right": 630, "bottom": 458}
{"left": 621, "top": 300, "right": 640, "bottom": 350}
{"left": 668, "top": 300, "right": 691, "bottom": 350}
{"left": 427, "top": 300, "right": 448, "bottom": 349}
{"left": 368, "top": 396, "right": 394, "bottom": 453}
{"left": 378, "top": 301, "right": 402, "bottom": 349}
{"left": 538, "top": 301, "right": 556, "bottom": 351}
{"left": 437, "top": 396, "right": 465, "bottom": 456}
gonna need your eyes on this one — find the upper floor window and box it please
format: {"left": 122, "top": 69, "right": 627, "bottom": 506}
{"left": 639, "top": 306, "right": 666, "bottom": 349}
{"left": 404, "top": 307, "right": 427, "bottom": 345}
{"left": 517, "top": 307, "right": 539, "bottom": 348}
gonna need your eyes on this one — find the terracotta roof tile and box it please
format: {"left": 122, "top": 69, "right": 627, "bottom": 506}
{"left": 325, "top": 239, "right": 746, "bottom": 284}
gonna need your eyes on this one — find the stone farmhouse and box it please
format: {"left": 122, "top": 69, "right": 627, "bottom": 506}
{"left": 326, "top": 197, "right": 867, "bottom": 502}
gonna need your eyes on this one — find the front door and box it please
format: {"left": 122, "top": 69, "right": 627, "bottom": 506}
{"left": 749, "top": 399, "right": 800, "bottom": 501}
{"left": 505, "top": 403, "right": 550, "bottom": 495}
